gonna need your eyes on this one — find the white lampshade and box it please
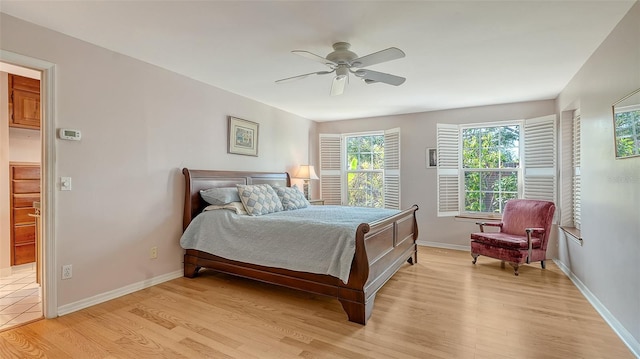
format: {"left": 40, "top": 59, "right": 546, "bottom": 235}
{"left": 294, "top": 165, "right": 319, "bottom": 180}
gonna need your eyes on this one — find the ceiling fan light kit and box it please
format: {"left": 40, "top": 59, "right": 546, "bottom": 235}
{"left": 335, "top": 66, "right": 349, "bottom": 81}
{"left": 276, "top": 42, "right": 406, "bottom": 96}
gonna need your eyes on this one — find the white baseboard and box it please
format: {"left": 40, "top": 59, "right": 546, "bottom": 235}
{"left": 417, "top": 240, "right": 470, "bottom": 252}
{"left": 57, "top": 270, "right": 183, "bottom": 316}
{"left": 553, "top": 259, "right": 640, "bottom": 358}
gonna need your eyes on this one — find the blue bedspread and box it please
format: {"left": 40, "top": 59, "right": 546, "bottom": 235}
{"left": 179, "top": 205, "right": 399, "bottom": 283}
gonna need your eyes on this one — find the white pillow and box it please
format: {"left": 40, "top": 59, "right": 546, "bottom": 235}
{"left": 203, "top": 202, "right": 248, "bottom": 215}
{"left": 200, "top": 187, "right": 240, "bottom": 205}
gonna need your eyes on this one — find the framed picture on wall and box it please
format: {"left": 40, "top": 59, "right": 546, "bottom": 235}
{"left": 426, "top": 148, "right": 437, "bottom": 168}
{"left": 228, "top": 116, "right": 259, "bottom": 156}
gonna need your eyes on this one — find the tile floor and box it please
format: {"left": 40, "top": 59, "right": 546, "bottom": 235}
{"left": 0, "top": 268, "right": 42, "bottom": 331}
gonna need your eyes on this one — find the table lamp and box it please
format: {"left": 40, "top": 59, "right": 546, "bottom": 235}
{"left": 294, "top": 165, "right": 319, "bottom": 199}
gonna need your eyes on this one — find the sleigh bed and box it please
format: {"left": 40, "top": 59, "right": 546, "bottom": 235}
{"left": 180, "top": 168, "right": 419, "bottom": 324}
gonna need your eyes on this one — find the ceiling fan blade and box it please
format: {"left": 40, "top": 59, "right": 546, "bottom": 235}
{"left": 330, "top": 75, "right": 347, "bottom": 96}
{"left": 354, "top": 69, "right": 405, "bottom": 86}
{"left": 350, "top": 47, "right": 405, "bottom": 68}
{"left": 292, "top": 50, "right": 337, "bottom": 67}
{"left": 275, "top": 70, "right": 333, "bottom": 84}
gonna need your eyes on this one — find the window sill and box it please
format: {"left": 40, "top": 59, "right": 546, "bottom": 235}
{"left": 455, "top": 214, "right": 502, "bottom": 222}
{"left": 560, "top": 226, "right": 583, "bottom": 246}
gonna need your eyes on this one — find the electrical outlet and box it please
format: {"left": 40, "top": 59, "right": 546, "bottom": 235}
{"left": 61, "top": 177, "right": 72, "bottom": 191}
{"left": 62, "top": 264, "right": 72, "bottom": 279}
{"left": 150, "top": 246, "right": 158, "bottom": 259}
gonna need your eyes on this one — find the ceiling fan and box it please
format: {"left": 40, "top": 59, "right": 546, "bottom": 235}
{"left": 276, "top": 42, "right": 406, "bottom": 96}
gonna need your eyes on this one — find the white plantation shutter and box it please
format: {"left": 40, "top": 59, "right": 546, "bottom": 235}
{"left": 437, "top": 123, "right": 460, "bottom": 216}
{"left": 573, "top": 115, "right": 581, "bottom": 229}
{"left": 384, "top": 128, "right": 401, "bottom": 209}
{"left": 523, "top": 115, "right": 556, "bottom": 202}
{"left": 560, "top": 114, "right": 573, "bottom": 226}
{"left": 319, "top": 134, "right": 342, "bottom": 205}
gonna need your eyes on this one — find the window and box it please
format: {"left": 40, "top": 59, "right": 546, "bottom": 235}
{"left": 462, "top": 124, "right": 520, "bottom": 213}
{"left": 345, "top": 134, "right": 384, "bottom": 207}
{"left": 437, "top": 115, "right": 556, "bottom": 216}
{"left": 319, "top": 128, "right": 400, "bottom": 209}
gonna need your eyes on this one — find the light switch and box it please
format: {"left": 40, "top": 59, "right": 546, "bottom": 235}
{"left": 61, "top": 177, "right": 72, "bottom": 191}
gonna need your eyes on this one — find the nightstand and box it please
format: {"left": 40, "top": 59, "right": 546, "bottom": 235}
{"left": 308, "top": 199, "right": 325, "bottom": 205}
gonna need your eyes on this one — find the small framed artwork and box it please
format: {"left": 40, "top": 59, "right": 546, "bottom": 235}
{"left": 426, "top": 148, "right": 437, "bottom": 168}
{"left": 228, "top": 116, "right": 259, "bottom": 156}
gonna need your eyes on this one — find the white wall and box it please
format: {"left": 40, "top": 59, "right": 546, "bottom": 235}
{"left": 316, "top": 100, "right": 556, "bottom": 249}
{"left": 0, "top": 13, "right": 315, "bottom": 306}
{"left": 8, "top": 128, "right": 41, "bottom": 162}
{"left": 556, "top": 2, "right": 639, "bottom": 349}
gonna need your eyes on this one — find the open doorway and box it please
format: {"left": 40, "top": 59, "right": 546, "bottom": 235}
{"left": 0, "top": 62, "right": 43, "bottom": 330}
{"left": 0, "top": 50, "right": 57, "bottom": 326}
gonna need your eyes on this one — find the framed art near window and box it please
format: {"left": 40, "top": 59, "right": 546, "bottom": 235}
{"left": 426, "top": 148, "right": 437, "bottom": 168}
{"left": 228, "top": 116, "right": 259, "bottom": 156}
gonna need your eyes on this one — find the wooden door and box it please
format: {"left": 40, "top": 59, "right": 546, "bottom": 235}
{"left": 8, "top": 74, "right": 41, "bottom": 130}
{"left": 9, "top": 163, "right": 41, "bottom": 265}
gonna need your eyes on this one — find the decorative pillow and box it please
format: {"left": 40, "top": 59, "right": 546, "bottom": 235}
{"left": 236, "top": 184, "right": 283, "bottom": 216}
{"left": 200, "top": 187, "right": 240, "bottom": 205}
{"left": 272, "top": 184, "right": 310, "bottom": 210}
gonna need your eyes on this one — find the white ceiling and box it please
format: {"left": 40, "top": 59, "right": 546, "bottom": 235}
{"left": 1, "top": 1, "right": 635, "bottom": 121}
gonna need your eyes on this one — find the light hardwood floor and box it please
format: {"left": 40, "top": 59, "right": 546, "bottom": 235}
{"left": 0, "top": 247, "right": 633, "bottom": 358}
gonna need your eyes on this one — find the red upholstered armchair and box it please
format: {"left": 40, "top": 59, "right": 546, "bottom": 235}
{"left": 470, "top": 199, "right": 556, "bottom": 276}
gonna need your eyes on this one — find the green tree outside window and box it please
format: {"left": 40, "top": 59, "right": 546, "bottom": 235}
{"left": 346, "top": 134, "right": 384, "bottom": 208}
{"left": 614, "top": 109, "right": 640, "bottom": 157}
{"left": 462, "top": 125, "right": 520, "bottom": 213}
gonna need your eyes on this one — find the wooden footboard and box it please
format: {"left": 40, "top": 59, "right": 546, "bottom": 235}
{"left": 181, "top": 168, "right": 419, "bottom": 324}
{"left": 338, "top": 205, "right": 419, "bottom": 324}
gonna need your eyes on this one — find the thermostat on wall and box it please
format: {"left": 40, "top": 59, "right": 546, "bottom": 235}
{"left": 58, "top": 128, "right": 81, "bottom": 141}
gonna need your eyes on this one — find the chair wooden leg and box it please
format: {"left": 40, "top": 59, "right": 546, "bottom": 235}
{"left": 471, "top": 253, "right": 479, "bottom": 264}
{"left": 508, "top": 262, "right": 519, "bottom": 276}
{"left": 540, "top": 260, "right": 546, "bottom": 269}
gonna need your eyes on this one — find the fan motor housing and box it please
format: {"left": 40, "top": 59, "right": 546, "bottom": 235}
{"left": 326, "top": 42, "right": 358, "bottom": 65}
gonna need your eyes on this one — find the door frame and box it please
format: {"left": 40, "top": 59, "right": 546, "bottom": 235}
{"left": 1, "top": 50, "right": 57, "bottom": 318}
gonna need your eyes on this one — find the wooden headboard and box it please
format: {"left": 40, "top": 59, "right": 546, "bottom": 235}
{"left": 182, "top": 168, "right": 290, "bottom": 230}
